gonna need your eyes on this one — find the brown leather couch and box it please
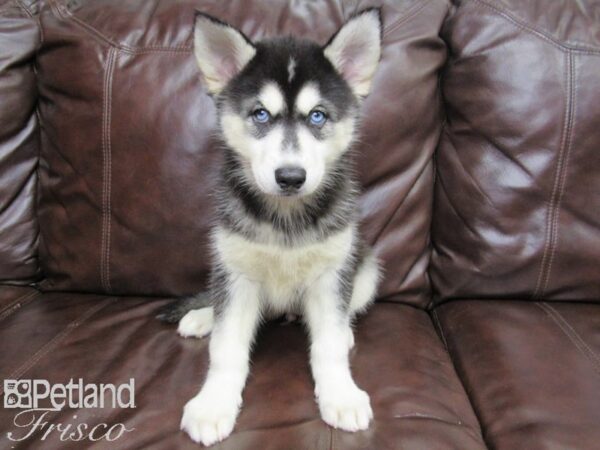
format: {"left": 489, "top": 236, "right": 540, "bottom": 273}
{"left": 1, "top": 0, "right": 598, "bottom": 449}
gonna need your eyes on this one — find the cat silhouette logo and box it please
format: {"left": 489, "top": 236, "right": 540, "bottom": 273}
{"left": 3, "top": 380, "right": 32, "bottom": 408}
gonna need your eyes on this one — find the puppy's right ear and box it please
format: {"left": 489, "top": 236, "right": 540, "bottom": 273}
{"left": 193, "top": 12, "right": 256, "bottom": 95}
{"left": 323, "top": 8, "right": 382, "bottom": 97}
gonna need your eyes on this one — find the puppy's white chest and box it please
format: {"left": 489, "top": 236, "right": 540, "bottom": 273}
{"left": 214, "top": 227, "right": 354, "bottom": 302}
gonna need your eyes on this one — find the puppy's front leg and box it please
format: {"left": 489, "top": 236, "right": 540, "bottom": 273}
{"left": 180, "top": 275, "right": 261, "bottom": 446}
{"left": 305, "top": 271, "right": 373, "bottom": 432}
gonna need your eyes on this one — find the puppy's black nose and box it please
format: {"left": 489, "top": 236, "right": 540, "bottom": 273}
{"left": 275, "top": 167, "right": 306, "bottom": 190}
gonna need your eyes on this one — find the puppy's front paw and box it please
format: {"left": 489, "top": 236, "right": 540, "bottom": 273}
{"left": 178, "top": 307, "right": 214, "bottom": 339}
{"left": 180, "top": 391, "right": 240, "bottom": 446}
{"left": 317, "top": 385, "right": 373, "bottom": 432}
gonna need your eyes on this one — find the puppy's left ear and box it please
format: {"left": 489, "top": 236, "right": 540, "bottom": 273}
{"left": 323, "top": 8, "right": 383, "bottom": 97}
{"left": 193, "top": 12, "right": 256, "bottom": 95}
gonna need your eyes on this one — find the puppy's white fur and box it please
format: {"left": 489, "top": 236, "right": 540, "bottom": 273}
{"left": 258, "top": 82, "right": 285, "bottom": 116}
{"left": 295, "top": 83, "right": 321, "bottom": 116}
{"left": 215, "top": 226, "right": 354, "bottom": 311}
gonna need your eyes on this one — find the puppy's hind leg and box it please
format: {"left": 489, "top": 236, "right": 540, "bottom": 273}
{"left": 155, "top": 292, "right": 211, "bottom": 323}
{"left": 178, "top": 307, "right": 214, "bottom": 339}
{"left": 180, "top": 275, "right": 261, "bottom": 446}
{"left": 344, "top": 252, "right": 380, "bottom": 351}
{"left": 348, "top": 251, "right": 380, "bottom": 316}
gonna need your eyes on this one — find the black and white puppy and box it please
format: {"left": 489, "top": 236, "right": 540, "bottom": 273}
{"left": 158, "top": 8, "right": 383, "bottom": 446}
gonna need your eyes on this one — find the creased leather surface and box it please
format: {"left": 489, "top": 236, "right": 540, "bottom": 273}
{"left": 0, "top": 296, "right": 485, "bottom": 449}
{"left": 436, "top": 300, "right": 600, "bottom": 450}
{"left": 35, "top": 0, "right": 449, "bottom": 305}
{"left": 431, "top": 0, "right": 600, "bottom": 302}
{"left": 0, "top": 0, "right": 40, "bottom": 283}
{"left": 0, "top": 285, "right": 39, "bottom": 321}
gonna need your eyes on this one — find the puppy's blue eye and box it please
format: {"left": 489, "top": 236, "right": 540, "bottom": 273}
{"left": 252, "top": 108, "right": 271, "bottom": 124}
{"left": 309, "top": 110, "right": 327, "bottom": 126}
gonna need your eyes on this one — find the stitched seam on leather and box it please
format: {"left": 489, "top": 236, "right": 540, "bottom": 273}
{"left": 50, "top": 0, "right": 193, "bottom": 53}
{"left": 537, "top": 303, "right": 600, "bottom": 375}
{"left": 106, "top": 48, "right": 115, "bottom": 292}
{"left": 0, "top": 290, "right": 40, "bottom": 322}
{"left": 383, "top": 0, "right": 435, "bottom": 37}
{"left": 14, "top": 0, "right": 43, "bottom": 50}
{"left": 118, "top": 48, "right": 191, "bottom": 55}
{"left": 541, "top": 53, "right": 576, "bottom": 295}
{"left": 533, "top": 51, "right": 575, "bottom": 298}
{"left": 101, "top": 47, "right": 116, "bottom": 293}
{"left": 55, "top": 0, "right": 431, "bottom": 52}
{"left": 0, "top": 297, "right": 115, "bottom": 395}
{"left": 542, "top": 303, "right": 600, "bottom": 369}
{"left": 431, "top": 309, "right": 449, "bottom": 350}
{"left": 470, "top": 0, "right": 600, "bottom": 55}
{"left": 13, "top": 0, "right": 31, "bottom": 16}
{"left": 52, "top": 0, "right": 447, "bottom": 54}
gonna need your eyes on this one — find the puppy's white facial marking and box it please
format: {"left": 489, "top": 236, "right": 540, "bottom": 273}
{"left": 258, "top": 82, "right": 285, "bottom": 116}
{"left": 327, "top": 116, "right": 356, "bottom": 163}
{"left": 221, "top": 111, "right": 250, "bottom": 158}
{"left": 251, "top": 126, "right": 287, "bottom": 194}
{"left": 221, "top": 111, "right": 287, "bottom": 195}
{"left": 287, "top": 57, "right": 296, "bottom": 83}
{"left": 295, "top": 83, "right": 321, "bottom": 116}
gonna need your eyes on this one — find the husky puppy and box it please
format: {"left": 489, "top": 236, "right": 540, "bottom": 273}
{"left": 157, "top": 8, "right": 382, "bottom": 446}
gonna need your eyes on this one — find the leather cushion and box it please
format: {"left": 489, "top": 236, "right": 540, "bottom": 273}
{"left": 0, "top": 295, "right": 485, "bottom": 449}
{"left": 431, "top": 0, "right": 600, "bottom": 301}
{"left": 435, "top": 300, "right": 600, "bottom": 450}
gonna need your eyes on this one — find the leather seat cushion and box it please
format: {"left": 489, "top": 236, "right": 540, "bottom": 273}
{"left": 435, "top": 300, "right": 600, "bottom": 450}
{"left": 0, "top": 290, "right": 485, "bottom": 449}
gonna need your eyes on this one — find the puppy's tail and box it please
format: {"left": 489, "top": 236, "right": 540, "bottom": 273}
{"left": 155, "top": 292, "right": 211, "bottom": 323}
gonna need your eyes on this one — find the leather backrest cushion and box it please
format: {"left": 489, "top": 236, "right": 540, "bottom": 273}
{"left": 36, "top": 0, "right": 449, "bottom": 304}
{"left": 0, "top": 0, "right": 40, "bottom": 284}
{"left": 431, "top": 0, "right": 600, "bottom": 301}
